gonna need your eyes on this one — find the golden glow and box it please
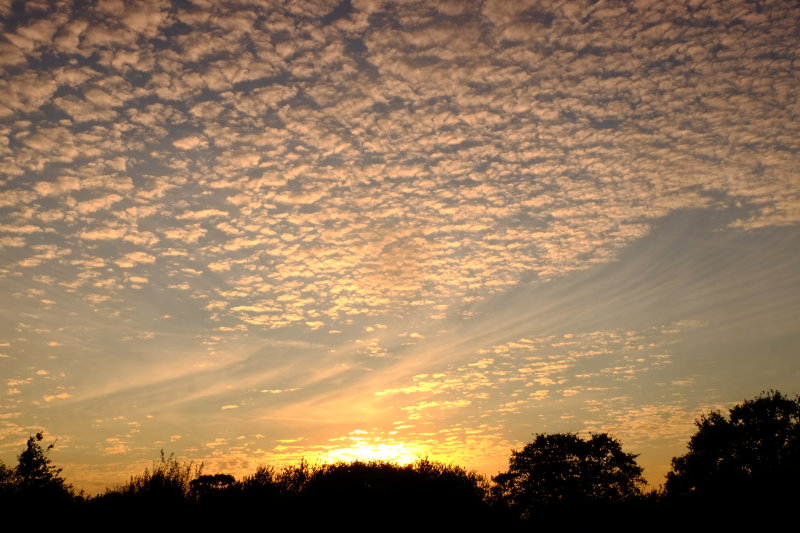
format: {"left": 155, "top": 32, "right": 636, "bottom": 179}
{"left": 320, "top": 433, "right": 426, "bottom": 465}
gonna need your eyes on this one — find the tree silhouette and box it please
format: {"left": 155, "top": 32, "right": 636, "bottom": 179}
{"left": 0, "top": 459, "right": 15, "bottom": 496}
{"left": 665, "top": 390, "right": 800, "bottom": 505}
{"left": 14, "top": 432, "right": 72, "bottom": 499}
{"left": 0, "top": 431, "right": 74, "bottom": 512}
{"left": 299, "top": 459, "right": 491, "bottom": 526}
{"left": 493, "top": 432, "right": 645, "bottom": 520}
{"left": 189, "top": 473, "right": 237, "bottom": 504}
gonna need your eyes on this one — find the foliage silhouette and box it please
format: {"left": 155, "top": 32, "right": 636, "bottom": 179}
{"left": 11, "top": 391, "right": 796, "bottom": 525}
{"left": 91, "top": 454, "right": 493, "bottom": 526}
{"left": 241, "top": 464, "right": 277, "bottom": 493}
{"left": 0, "top": 431, "right": 76, "bottom": 520}
{"left": 665, "top": 390, "right": 800, "bottom": 506}
{"left": 106, "top": 450, "right": 203, "bottom": 505}
{"left": 0, "top": 459, "right": 15, "bottom": 496}
{"left": 493, "top": 432, "right": 646, "bottom": 521}
{"left": 240, "top": 464, "right": 279, "bottom": 499}
{"left": 0, "top": 432, "right": 73, "bottom": 501}
{"left": 298, "top": 459, "right": 491, "bottom": 525}
{"left": 190, "top": 473, "right": 236, "bottom": 495}
{"left": 17, "top": 432, "right": 72, "bottom": 496}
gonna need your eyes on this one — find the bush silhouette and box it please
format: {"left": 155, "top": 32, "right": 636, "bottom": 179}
{"left": 105, "top": 450, "right": 202, "bottom": 505}
{"left": 297, "top": 459, "right": 491, "bottom": 525}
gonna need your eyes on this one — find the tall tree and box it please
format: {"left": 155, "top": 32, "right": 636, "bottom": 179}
{"left": 666, "top": 390, "right": 800, "bottom": 504}
{"left": 493, "top": 432, "right": 645, "bottom": 520}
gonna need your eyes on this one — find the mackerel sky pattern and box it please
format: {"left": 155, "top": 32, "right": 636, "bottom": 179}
{"left": 1, "top": 0, "right": 799, "bottom": 492}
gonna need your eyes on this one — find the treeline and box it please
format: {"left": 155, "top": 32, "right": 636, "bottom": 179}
{"left": 2, "top": 390, "right": 798, "bottom": 526}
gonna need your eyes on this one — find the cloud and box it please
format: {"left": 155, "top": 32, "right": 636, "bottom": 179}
{"left": 177, "top": 209, "right": 228, "bottom": 220}
{"left": 34, "top": 176, "right": 81, "bottom": 196}
{"left": 120, "top": 0, "right": 170, "bottom": 36}
{"left": 172, "top": 135, "right": 208, "bottom": 150}
{"left": 114, "top": 251, "right": 156, "bottom": 268}
{"left": 54, "top": 95, "right": 117, "bottom": 122}
{"left": 43, "top": 392, "right": 72, "bottom": 402}
{"left": 80, "top": 226, "right": 127, "bottom": 240}
{"left": 0, "top": 190, "right": 38, "bottom": 208}
{"left": 163, "top": 226, "right": 206, "bottom": 243}
{"left": 0, "top": 224, "right": 43, "bottom": 234}
{"left": 0, "top": 236, "right": 26, "bottom": 247}
{"left": 76, "top": 194, "right": 123, "bottom": 214}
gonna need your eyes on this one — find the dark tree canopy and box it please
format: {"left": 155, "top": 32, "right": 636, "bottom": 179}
{"left": 0, "top": 431, "right": 73, "bottom": 507}
{"left": 0, "top": 459, "right": 15, "bottom": 494}
{"left": 665, "top": 390, "right": 800, "bottom": 503}
{"left": 17, "top": 432, "right": 71, "bottom": 496}
{"left": 493, "top": 432, "right": 645, "bottom": 519}
{"left": 299, "top": 459, "right": 491, "bottom": 525}
{"left": 95, "top": 456, "right": 494, "bottom": 527}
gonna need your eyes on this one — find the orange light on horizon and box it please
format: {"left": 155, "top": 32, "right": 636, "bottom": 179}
{"left": 320, "top": 433, "right": 427, "bottom": 465}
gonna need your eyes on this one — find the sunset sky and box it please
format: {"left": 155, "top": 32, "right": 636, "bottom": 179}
{"left": 1, "top": 0, "right": 799, "bottom": 494}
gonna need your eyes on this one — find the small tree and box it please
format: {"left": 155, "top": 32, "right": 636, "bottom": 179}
{"left": 0, "top": 460, "right": 15, "bottom": 495}
{"left": 12, "top": 431, "right": 72, "bottom": 500}
{"left": 493, "top": 432, "right": 645, "bottom": 519}
{"left": 190, "top": 473, "right": 237, "bottom": 501}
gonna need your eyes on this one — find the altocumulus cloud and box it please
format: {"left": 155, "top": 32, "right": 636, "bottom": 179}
{"left": 0, "top": 0, "right": 798, "bottom": 491}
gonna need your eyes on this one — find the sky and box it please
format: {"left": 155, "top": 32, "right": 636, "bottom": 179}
{"left": 1, "top": 0, "right": 799, "bottom": 494}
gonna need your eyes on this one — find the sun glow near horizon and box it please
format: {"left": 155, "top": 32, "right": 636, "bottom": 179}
{"left": 1, "top": 0, "right": 799, "bottom": 495}
{"left": 319, "top": 432, "right": 428, "bottom": 466}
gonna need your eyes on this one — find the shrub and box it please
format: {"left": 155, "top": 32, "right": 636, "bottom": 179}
{"left": 110, "top": 450, "right": 203, "bottom": 504}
